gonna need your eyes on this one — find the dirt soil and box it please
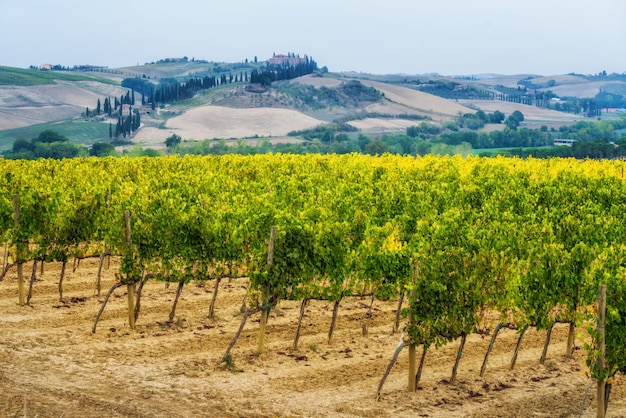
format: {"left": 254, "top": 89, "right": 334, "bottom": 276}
{"left": 133, "top": 106, "right": 322, "bottom": 144}
{"left": 1, "top": 258, "right": 625, "bottom": 418}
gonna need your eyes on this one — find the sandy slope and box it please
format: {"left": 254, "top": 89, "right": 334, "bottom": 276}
{"left": 133, "top": 106, "right": 324, "bottom": 143}
{"left": 0, "top": 81, "right": 129, "bottom": 130}
{"left": 293, "top": 74, "right": 344, "bottom": 88}
{"left": 347, "top": 118, "right": 419, "bottom": 132}
{"left": 359, "top": 80, "right": 474, "bottom": 117}
{"left": 1, "top": 258, "right": 625, "bottom": 417}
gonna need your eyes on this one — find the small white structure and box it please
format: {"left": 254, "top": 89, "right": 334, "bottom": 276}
{"left": 553, "top": 139, "right": 576, "bottom": 147}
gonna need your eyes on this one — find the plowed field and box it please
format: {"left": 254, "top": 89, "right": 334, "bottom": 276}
{"left": 1, "top": 258, "right": 624, "bottom": 417}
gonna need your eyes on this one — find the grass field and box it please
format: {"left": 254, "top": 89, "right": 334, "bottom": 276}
{"left": 0, "top": 66, "right": 117, "bottom": 86}
{"left": 0, "top": 119, "right": 111, "bottom": 151}
{"left": 471, "top": 145, "right": 556, "bottom": 155}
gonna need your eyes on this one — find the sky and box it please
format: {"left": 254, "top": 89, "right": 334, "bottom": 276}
{"left": 1, "top": 0, "right": 625, "bottom": 76}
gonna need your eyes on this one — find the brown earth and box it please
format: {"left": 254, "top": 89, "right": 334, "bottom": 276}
{"left": 0, "top": 81, "right": 128, "bottom": 130}
{"left": 132, "top": 106, "right": 323, "bottom": 145}
{"left": 1, "top": 258, "right": 625, "bottom": 418}
{"left": 359, "top": 80, "right": 474, "bottom": 118}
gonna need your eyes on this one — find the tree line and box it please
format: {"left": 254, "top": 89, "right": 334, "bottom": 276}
{"left": 249, "top": 57, "right": 318, "bottom": 87}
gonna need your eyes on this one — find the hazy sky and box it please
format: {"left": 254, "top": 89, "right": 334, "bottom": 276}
{"left": 1, "top": 0, "right": 624, "bottom": 76}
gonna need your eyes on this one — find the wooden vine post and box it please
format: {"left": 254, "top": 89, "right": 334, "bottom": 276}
{"left": 13, "top": 194, "right": 25, "bottom": 306}
{"left": 597, "top": 284, "right": 606, "bottom": 418}
{"left": 566, "top": 321, "right": 576, "bottom": 357}
{"left": 257, "top": 225, "right": 276, "bottom": 354}
{"left": 408, "top": 261, "right": 419, "bottom": 391}
{"left": 124, "top": 210, "right": 136, "bottom": 330}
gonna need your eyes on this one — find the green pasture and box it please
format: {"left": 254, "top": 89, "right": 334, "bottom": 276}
{"left": 0, "top": 119, "right": 111, "bottom": 151}
{"left": 0, "top": 66, "right": 117, "bottom": 86}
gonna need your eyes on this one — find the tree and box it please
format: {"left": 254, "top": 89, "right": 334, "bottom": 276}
{"left": 165, "top": 134, "right": 182, "bottom": 149}
{"left": 96, "top": 99, "right": 101, "bottom": 115}
{"left": 505, "top": 110, "right": 525, "bottom": 130}
{"left": 32, "top": 130, "right": 69, "bottom": 144}
{"left": 488, "top": 111, "right": 505, "bottom": 124}
{"left": 12, "top": 138, "right": 35, "bottom": 153}
{"left": 90, "top": 142, "right": 115, "bottom": 157}
{"left": 364, "top": 139, "right": 387, "bottom": 155}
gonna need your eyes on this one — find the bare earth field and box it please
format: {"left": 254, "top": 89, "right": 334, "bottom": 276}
{"left": 133, "top": 106, "right": 323, "bottom": 144}
{"left": 347, "top": 118, "right": 419, "bottom": 133}
{"left": 360, "top": 80, "right": 473, "bottom": 118}
{"left": 2, "top": 259, "right": 625, "bottom": 418}
{"left": 293, "top": 75, "right": 344, "bottom": 89}
{"left": 0, "top": 82, "right": 128, "bottom": 130}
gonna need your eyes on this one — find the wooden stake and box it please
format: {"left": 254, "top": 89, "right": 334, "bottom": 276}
{"left": 13, "top": 194, "right": 25, "bottom": 306}
{"left": 123, "top": 210, "right": 136, "bottom": 330}
{"left": 257, "top": 226, "right": 276, "bottom": 354}
{"left": 566, "top": 322, "right": 576, "bottom": 357}
{"left": 597, "top": 284, "right": 606, "bottom": 418}
{"left": 408, "top": 262, "right": 418, "bottom": 391}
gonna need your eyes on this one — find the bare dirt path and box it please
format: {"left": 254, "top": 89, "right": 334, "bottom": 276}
{"left": 1, "top": 259, "right": 624, "bottom": 417}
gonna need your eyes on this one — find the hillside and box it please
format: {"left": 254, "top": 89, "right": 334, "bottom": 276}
{"left": 0, "top": 62, "right": 604, "bottom": 152}
{"left": 462, "top": 73, "right": 626, "bottom": 99}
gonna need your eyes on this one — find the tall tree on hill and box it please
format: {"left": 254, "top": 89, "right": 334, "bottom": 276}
{"left": 96, "top": 99, "right": 101, "bottom": 115}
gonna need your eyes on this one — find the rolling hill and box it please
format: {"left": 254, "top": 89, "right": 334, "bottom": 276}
{"left": 0, "top": 62, "right": 617, "bottom": 152}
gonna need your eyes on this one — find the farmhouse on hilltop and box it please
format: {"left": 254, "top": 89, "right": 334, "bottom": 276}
{"left": 268, "top": 53, "right": 307, "bottom": 67}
